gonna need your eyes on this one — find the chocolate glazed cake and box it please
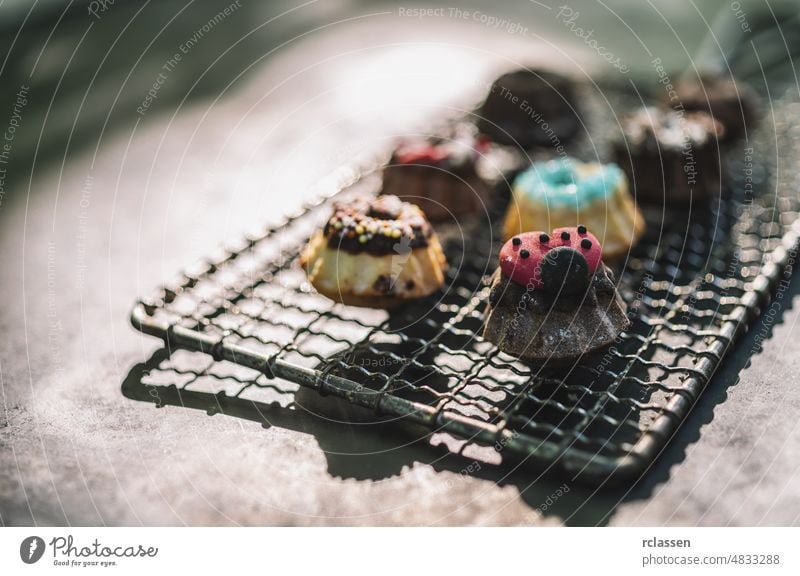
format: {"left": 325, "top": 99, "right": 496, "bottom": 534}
{"left": 381, "top": 133, "right": 492, "bottom": 222}
{"left": 483, "top": 227, "right": 629, "bottom": 366}
{"left": 672, "top": 73, "right": 760, "bottom": 142}
{"left": 300, "top": 195, "right": 447, "bottom": 308}
{"left": 476, "top": 68, "right": 580, "bottom": 149}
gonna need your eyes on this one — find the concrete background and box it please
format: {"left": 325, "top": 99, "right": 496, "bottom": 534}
{"left": 1, "top": 0, "right": 799, "bottom": 526}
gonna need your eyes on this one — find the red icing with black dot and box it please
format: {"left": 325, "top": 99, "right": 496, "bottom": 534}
{"left": 499, "top": 226, "right": 602, "bottom": 289}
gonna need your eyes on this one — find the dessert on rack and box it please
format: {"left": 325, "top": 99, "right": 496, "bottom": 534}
{"left": 381, "top": 131, "right": 492, "bottom": 222}
{"left": 483, "top": 226, "right": 629, "bottom": 366}
{"left": 613, "top": 106, "right": 725, "bottom": 204}
{"left": 670, "top": 73, "right": 759, "bottom": 141}
{"left": 301, "top": 195, "right": 447, "bottom": 308}
{"left": 477, "top": 68, "right": 580, "bottom": 149}
{"left": 503, "top": 157, "right": 644, "bottom": 259}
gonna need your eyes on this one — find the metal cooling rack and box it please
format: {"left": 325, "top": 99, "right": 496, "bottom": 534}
{"left": 130, "top": 92, "right": 800, "bottom": 485}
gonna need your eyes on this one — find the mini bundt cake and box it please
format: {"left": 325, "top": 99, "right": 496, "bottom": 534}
{"left": 671, "top": 73, "right": 759, "bottom": 141}
{"left": 613, "top": 107, "right": 725, "bottom": 205}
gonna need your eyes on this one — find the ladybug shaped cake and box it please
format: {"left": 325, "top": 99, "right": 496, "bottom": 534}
{"left": 484, "top": 226, "right": 629, "bottom": 366}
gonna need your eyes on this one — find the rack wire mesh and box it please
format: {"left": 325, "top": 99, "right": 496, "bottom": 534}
{"left": 130, "top": 90, "right": 800, "bottom": 485}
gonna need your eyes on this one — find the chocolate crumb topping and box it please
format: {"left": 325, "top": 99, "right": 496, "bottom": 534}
{"left": 324, "top": 195, "right": 433, "bottom": 255}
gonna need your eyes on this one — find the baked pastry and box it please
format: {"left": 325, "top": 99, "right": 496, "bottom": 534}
{"left": 483, "top": 227, "right": 629, "bottom": 366}
{"left": 300, "top": 195, "right": 447, "bottom": 308}
{"left": 671, "top": 73, "right": 759, "bottom": 141}
{"left": 381, "top": 133, "right": 491, "bottom": 221}
{"left": 476, "top": 68, "right": 580, "bottom": 149}
{"left": 613, "top": 107, "right": 725, "bottom": 204}
{"left": 503, "top": 157, "right": 644, "bottom": 260}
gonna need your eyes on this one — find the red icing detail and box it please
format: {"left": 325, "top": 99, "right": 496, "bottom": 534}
{"left": 394, "top": 144, "right": 448, "bottom": 165}
{"left": 500, "top": 227, "right": 602, "bottom": 288}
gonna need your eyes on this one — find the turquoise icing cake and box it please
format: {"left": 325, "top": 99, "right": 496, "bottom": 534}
{"left": 513, "top": 158, "right": 624, "bottom": 207}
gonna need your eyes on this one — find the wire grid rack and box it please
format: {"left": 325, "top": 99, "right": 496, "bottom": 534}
{"left": 131, "top": 91, "right": 800, "bottom": 485}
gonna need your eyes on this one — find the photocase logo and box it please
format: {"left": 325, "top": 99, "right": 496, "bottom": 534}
{"left": 20, "top": 536, "right": 45, "bottom": 564}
